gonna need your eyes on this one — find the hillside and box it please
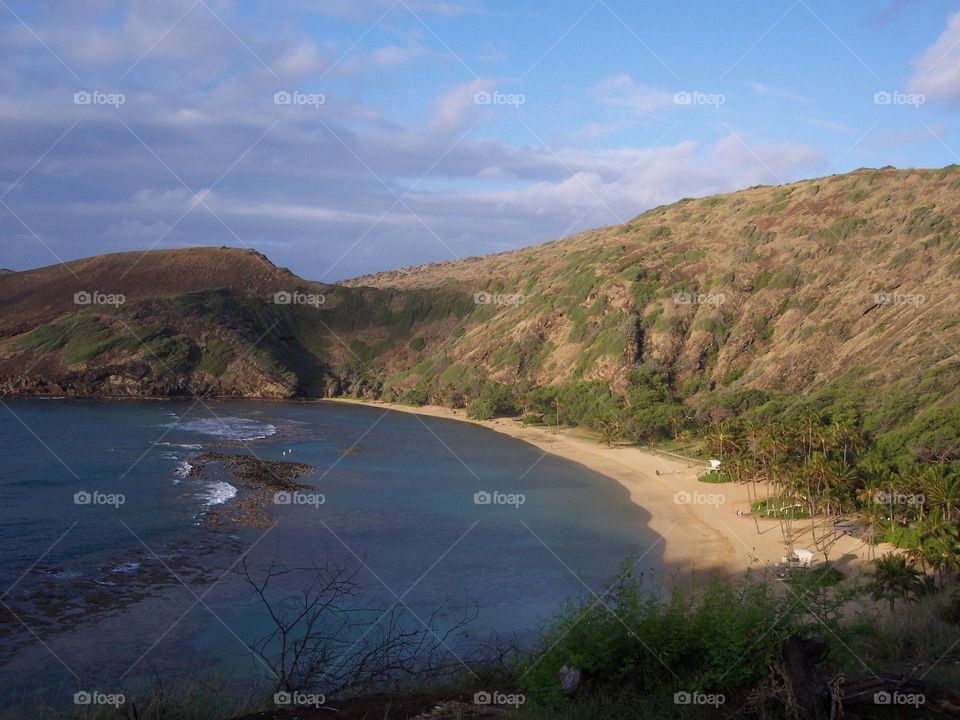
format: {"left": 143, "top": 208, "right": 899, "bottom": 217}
{"left": 2, "top": 166, "right": 959, "bottom": 459}
{"left": 0, "top": 247, "right": 473, "bottom": 398}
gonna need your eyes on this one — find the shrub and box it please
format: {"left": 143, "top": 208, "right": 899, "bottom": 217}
{"left": 518, "top": 571, "right": 795, "bottom": 708}
{"left": 399, "top": 385, "right": 428, "bottom": 406}
{"left": 466, "top": 382, "right": 518, "bottom": 419}
{"left": 466, "top": 397, "right": 496, "bottom": 420}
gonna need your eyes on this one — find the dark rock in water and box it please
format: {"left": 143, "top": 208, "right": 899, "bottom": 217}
{"left": 192, "top": 452, "right": 313, "bottom": 491}
{"left": 190, "top": 452, "right": 317, "bottom": 528}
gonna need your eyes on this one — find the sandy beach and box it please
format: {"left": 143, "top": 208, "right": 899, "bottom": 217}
{"left": 327, "top": 398, "right": 883, "bottom": 579}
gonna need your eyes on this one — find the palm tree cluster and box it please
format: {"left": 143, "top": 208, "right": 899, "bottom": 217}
{"left": 703, "top": 406, "right": 960, "bottom": 591}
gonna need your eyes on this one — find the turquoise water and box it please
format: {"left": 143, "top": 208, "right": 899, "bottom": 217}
{"left": 0, "top": 399, "right": 662, "bottom": 707}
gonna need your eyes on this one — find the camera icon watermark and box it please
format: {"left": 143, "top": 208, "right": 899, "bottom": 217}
{"left": 273, "top": 491, "right": 325, "bottom": 507}
{"left": 473, "top": 690, "right": 525, "bottom": 708}
{"left": 74, "top": 490, "right": 125, "bottom": 508}
{"left": 674, "top": 90, "right": 725, "bottom": 108}
{"left": 74, "top": 90, "right": 126, "bottom": 108}
{"left": 74, "top": 690, "right": 125, "bottom": 707}
{"left": 874, "top": 491, "right": 924, "bottom": 506}
{"left": 473, "top": 290, "right": 524, "bottom": 307}
{"left": 873, "top": 690, "right": 925, "bottom": 707}
{"left": 274, "top": 290, "right": 325, "bottom": 307}
{"left": 674, "top": 690, "right": 725, "bottom": 707}
{"left": 673, "top": 491, "right": 725, "bottom": 507}
{"left": 873, "top": 90, "right": 925, "bottom": 107}
{"left": 473, "top": 90, "right": 526, "bottom": 108}
{"left": 74, "top": 290, "right": 125, "bottom": 307}
{"left": 474, "top": 490, "right": 526, "bottom": 508}
{"left": 874, "top": 290, "right": 925, "bottom": 306}
{"left": 273, "top": 90, "right": 326, "bottom": 108}
{"left": 672, "top": 290, "right": 725, "bottom": 307}
{"left": 274, "top": 691, "right": 326, "bottom": 708}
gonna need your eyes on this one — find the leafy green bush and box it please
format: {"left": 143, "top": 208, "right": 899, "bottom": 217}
{"left": 399, "top": 385, "right": 428, "bottom": 406}
{"left": 408, "top": 336, "right": 426, "bottom": 351}
{"left": 466, "top": 382, "right": 518, "bottom": 419}
{"left": 518, "top": 572, "right": 795, "bottom": 708}
{"left": 466, "top": 397, "right": 495, "bottom": 420}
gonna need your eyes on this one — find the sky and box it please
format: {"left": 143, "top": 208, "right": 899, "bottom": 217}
{"left": 1, "top": 0, "right": 959, "bottom": 281}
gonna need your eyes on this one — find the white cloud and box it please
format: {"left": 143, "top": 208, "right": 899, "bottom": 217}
{"left": 594, "top": 74, "right": 675, "bottom": 115}
{"left": 429, "top": 78, "right": 493, "bottom": 133}
{"left": 747, "top": 81, "right": 808, "bottom": 103}
{"left": 807, "top": 117, "right": 854, "bottom": 133}
{"left": 909, "top": 12, "right": 960, "bottom": 102}
{"left": 274, "top": 42, "right": 326, "bottom": 77}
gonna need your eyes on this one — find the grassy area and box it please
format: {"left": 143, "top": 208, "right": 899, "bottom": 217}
{"left": 697, "top": 470, "right": 731, "bottom": 483}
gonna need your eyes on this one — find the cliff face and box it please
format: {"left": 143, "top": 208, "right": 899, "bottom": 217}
{"left": 2, "top": 167, "right": 959, "bottom": 428}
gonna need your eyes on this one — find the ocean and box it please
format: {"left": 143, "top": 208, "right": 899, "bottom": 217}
{"left": 0, "top": 399, "right": 662, "bottom": 708}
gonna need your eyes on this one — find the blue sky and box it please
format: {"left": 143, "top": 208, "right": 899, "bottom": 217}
{"left": 1, "top": 0, "right": 959, "bottom": 280}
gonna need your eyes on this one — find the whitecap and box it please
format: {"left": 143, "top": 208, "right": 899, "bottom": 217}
{"left": 158, "top": 442, "right": 203, "bottom": 450}
{"left": 175, "top": 417, "right": 277, "bottom": 441}
{"left": 199, "top": 481, "right": 238, "bottom": 507}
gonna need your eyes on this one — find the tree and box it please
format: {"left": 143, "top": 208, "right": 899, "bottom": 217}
{"left": 921, "top": 465, "right": 960, "bottom": 524}
{"left": 238, "top": 557, "right": 477, "bottom": 696}
{"left": 704, "top": 423, "right": 739, "bottom": 463}
{"left": 870, "top": 553, "right": 924, "bottom": 612}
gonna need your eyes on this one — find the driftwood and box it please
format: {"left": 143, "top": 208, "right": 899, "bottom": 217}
{"left": 783, "top": 634, "right": 960, "bottom": 718}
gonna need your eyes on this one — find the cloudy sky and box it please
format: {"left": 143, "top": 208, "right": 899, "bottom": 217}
{"left": 1, "top": 0, "right": 959, "bottom": 280}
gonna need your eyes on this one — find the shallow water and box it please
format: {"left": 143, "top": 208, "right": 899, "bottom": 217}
{"left": 0, "top": 399, "right": 663, "bottom": 707}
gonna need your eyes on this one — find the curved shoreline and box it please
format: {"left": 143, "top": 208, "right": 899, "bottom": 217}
{"left": 325, "top": 398, "right": 880, "bottom": 578}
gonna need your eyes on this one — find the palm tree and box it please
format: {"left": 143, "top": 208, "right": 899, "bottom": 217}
{"left": 870, "top": 553, "right": 925, "bottom": 612}
{"left": 704, "top": 423, "right": 739, "bottom": 464}
{"left": 915, "top": 518, "right": 960, "bottom": 588}
{"left": 859, "top": 459, "right": 899, "bottom": 526}
{"left": 667, "top": 413, "right": 684, "bottom": 441}
{"left": 921, "top": 465, "right": 960, "bottom": 524}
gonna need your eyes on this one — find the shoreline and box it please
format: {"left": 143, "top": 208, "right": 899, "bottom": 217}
{"left": 325, "top": 397, "right": 882, "bottom": 578}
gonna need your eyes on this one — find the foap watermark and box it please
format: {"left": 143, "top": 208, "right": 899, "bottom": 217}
{"left": 74, "top": 490, "right": 125, "bottom": 508}
{"left": 74, "top": 90, "right": 125, "bottom": 108}
{"left": 674, "top": 490, "right": 725, "bottom": 507}
{"left": 873, "top": 690, "right": 925, "bottom": 708}
{"left": 874, "top": 290, "right": 925, "bottom": 306}
{"left": 274, "top": 290, "right": 325, "bottom": 307}
{"left": 672, "top": 290, "right": 725, "bottom": 307}
{"left": 674, "top": 90, "right": 725, "bottom": 108}
{"left": 74, "top": 691, "right": 125, "bottom": 708}
{"left": 74, "top": 290, "right": 125, "bottom": 307}
{"left": 474, "top": 90, "right": 525, "bottom": 108}
{"left": 273, "top": 90, "right": 326, "bottom": 108}
{"left": 274, "top": 491, "right": 325, "bottom": 507}
{"left": 274, "top": 691, "right": 326, "bottom": 708}
{"left": 873, "top": 90, "right": 925, "bottom": 108}
{"left": 674, "top": 691, "right": 725, "bottom": 708}
{"left": 474, "top": 290, "right": 524, "bottom": 307}
{"left": 473, "top": 691, "right": 525, "bottom": 708}
{"left": 474, "top": 490, "right": 525, "bottom": 508}
{"left": 874, "top": 491, "right": 924, "bottom": 507}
